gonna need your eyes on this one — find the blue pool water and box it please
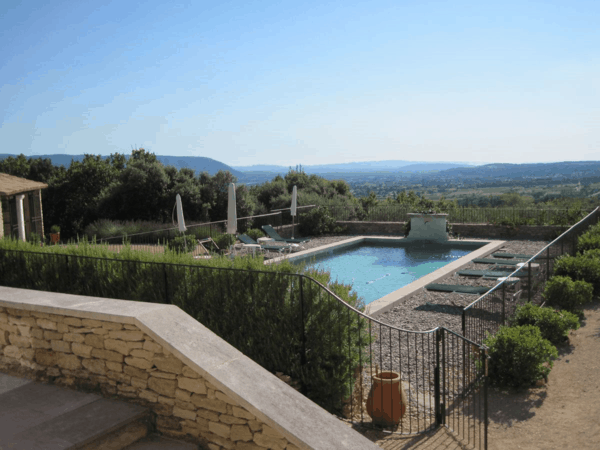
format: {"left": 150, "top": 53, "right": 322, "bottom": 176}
{"left": 293, "top": 241, "right": 484, "bottom": 305}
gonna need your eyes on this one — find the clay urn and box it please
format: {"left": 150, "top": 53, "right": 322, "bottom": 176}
{"left": 366, "top": 370, "right": 407, "bottom": 427}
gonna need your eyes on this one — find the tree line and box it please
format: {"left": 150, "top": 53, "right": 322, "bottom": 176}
{"left": 2, "top": 150, "right": 595, "bottom": 240}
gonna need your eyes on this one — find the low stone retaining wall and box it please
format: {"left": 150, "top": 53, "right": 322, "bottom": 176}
{"left": 450, "top": 223, "right": 565, "bottom": 240}
{"left": 335, "top": 221, "right": 564, "bottom": 240}
{"left": 0, "top": 287, "right": 378, "bottom": 450}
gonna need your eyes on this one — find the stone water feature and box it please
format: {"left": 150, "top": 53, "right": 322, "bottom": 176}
{"left": 404, "top": 213, "right": 449, "bottom": 242}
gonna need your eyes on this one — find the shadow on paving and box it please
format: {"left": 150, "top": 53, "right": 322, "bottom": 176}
{"left": 414, "top": 304, "right": 464, "bottom": 316}
{"left": 358, "top": 426, "right": 469, "bottom": 450}
{"left": 486, "top": 385, "right": 547, "bottom": 427}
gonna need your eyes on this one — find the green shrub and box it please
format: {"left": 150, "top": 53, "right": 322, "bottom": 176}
{"left": 50, "top": 225, "right": 60, "bottom": 234}
{"left": 510, "top": 303, "right": 580, "bottom": 345}
{"left": 245, "top": 228, "right": 265, "bottom": 241}
{"left": 0, "top": 237, "right": 371, "bottom": 415}
{"left": 577, "top": 233, "right": 600, "bottom": 253}
{"left": 581, "top": 248, "right": 600, "bottom": 259}
{"left": 27, "top": 232, "right": 42, "bottom": 246}
{"left": 299, "top": 206, "right": 345, "bottom": 236}
{"left": 213, "top": 233, "right": 236, "bottom": 250}
{"left": 167, "top": 235, "right": 197, "bottom": 253}
{"left": 553, "top": 254, "right": 600, "bottom": 295}
{"left": 485, "top": 325, "right": 558, "bottom": 388}
{"left": 84, "top": 219, "right": 173, "bottom": 240}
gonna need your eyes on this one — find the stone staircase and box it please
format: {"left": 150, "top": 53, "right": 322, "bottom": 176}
{"left": 0, "top": 372, "right": 197, "bottom": 450}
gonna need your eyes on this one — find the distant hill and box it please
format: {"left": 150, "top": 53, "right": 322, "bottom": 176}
{"left": 437, "top": 161, "right": 600, "bottom": 180}
{"left": 156, "top": 155, "right": 244, "bottom": 178}
{"left": 0, "top": 154, "right": 244, "bottom": 178}
{"left": 233, "top": 160, "right": 474, "bottom": 174}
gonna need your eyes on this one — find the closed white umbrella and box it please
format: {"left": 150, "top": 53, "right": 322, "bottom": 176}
{"left": 176, "top": 194, "right": 187, "bottom": 233}
{"left": 227, "top": 183, "right": 237, "bottom": 235}
{"left": 291, "top": 185, "right": 297, "bottom": 238}
{"left": 291, "top": 185, "right": 297, "bottom": 216}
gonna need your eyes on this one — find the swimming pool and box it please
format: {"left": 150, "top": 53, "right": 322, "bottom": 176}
{"left": 291, "top": 240, "right": 486, "bottom": 305}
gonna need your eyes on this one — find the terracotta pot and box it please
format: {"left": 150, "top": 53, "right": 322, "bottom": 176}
{"left": 50, "top": 233, "right": 60, "bottom": 244}
{"left": 366, "top": 371, "right": 407, "bottom": 427}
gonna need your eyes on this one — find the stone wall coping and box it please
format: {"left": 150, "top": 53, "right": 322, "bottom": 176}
{"left": 0, "top": 286, "right": 379, "bottom": 450}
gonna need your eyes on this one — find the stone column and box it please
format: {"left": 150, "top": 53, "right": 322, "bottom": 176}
{"left": 0, "top": 197, "right": 4, "bottom": 239}
{"left": 35, "top": 190, "right": 44, "bottom": 237}
{"left": 15, "top": 194, "right": 26, "bottom": 242}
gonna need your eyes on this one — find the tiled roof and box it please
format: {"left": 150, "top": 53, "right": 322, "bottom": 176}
{"left": 0, "top": 173, "right": 48, "bottom": 196}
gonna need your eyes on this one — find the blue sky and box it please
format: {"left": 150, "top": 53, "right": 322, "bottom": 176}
{"left": 1, "top": 0, "right": 598, "bottom": 166}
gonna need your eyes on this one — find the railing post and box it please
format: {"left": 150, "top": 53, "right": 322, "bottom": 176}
{"left": 546, "top": 247, "right": 550, "bottom": 281}
{"left": 461, "top": 310, "right": 466, "bottom": 337}
{"left": 482, "top": 346, "right": 489, "bottom": 450}
{"left": 434, "top": 329, "right": 443, "bottom": 427}
{"left": 163, "top": 263, "right": 170, "bottom": 304}
{"left": 299, "top": 276, "right": 307, "bottom": 395}
{"left": 501, "top": 283, "right": 506, "bottom": 326}
{"left": 65, "top": 254, "right": 70, "bottom": 291}
{"left": 527, "top": 261, "right": 532, "bottom": 302}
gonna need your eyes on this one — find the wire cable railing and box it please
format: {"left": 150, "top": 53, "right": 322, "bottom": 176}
{"left": 462, "top": 207, "right": 600, "bottom": 343}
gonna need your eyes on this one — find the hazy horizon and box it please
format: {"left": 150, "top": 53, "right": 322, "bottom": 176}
{"left": 2, "top": 1, "right": 599, "bottom": 166}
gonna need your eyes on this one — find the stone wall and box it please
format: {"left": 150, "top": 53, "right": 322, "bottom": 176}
{"left": 450, "top": 223, "right": 565, "bottom": 240}
{"left": 0, "top": 307, "right": 292, "bottom": 450}
{"left": 0, "top": 289, "right": 378, "bottom": 450}
{"left": 337, "top": 221, "right": 405, "bottom": 236}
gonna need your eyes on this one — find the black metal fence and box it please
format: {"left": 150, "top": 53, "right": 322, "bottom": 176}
{"left": 0, "top": 245, "right": 488, "bottom": 449}
{"left": 462, "top": 207, "right": 600, "bottom": 343}
{"left": 326, "top": 203, "right": 588, "bottom": 226}
{"left": 94, "top": 212, "right": 286, "bottom": 250}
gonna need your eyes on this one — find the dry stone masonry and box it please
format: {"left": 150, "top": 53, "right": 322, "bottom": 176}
{"left": 0, "top": 306, "right": 299, "bottom": 450}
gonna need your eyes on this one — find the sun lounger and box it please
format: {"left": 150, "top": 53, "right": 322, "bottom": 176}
{"left": 491, "top": 253, "right": 533, "bottom": 259}
{"left": 261, "top": 225, "right": 310, "bottom": 243}
{"left": 472, "top": 258, "right": 529, "bottom": 265}
{"left": 197, "top": 237, "right": 220, "bottom": 253}
{"left": 425, "top": 284, "right": 491, "bottom": 294}
{"left": 238, "top": 234, "right": 293, "bottom": 253}
{"left": 458, "top": 269, "right": 527, "bottom": 278}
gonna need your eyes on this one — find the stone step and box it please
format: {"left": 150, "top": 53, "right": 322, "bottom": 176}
{"left": 0, "top": 373, "right": 150, "bottom": 450}
{"left": 123, "top": 434, "right": 199, "bottom": 449}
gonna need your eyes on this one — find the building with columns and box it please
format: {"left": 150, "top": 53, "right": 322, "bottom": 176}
{"left": 0, "top": 173, "right": 48, "bottom": 241}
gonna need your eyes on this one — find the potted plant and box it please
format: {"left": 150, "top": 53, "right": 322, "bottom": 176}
{"left": 50, "top": 225, "right": 60, "bottom": 244}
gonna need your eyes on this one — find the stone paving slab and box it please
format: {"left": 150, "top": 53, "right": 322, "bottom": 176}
{"left": 0, "top": 378, "right": 101, "bottom": 437}
{"left": 0, "top": 372, "right": 32, "bottom": 395}
{"left": 0, "top": 373, "right": 148, "bottom": 450}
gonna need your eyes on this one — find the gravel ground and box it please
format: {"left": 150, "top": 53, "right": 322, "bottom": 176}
{"left": 375, "top": 239, "right": 550, "bottom": 334}
{"left": 260, "top": 234, "right": 351, "bottom": 259}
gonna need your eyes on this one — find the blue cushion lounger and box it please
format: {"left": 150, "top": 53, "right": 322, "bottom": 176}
{"left": 458, "top": 269, "right": 528, "bottom": 278}
{"left": 261, "top": 225, "right": 310, "bottom": 244}
{"left": 237, "top": 234, "right": 293, "bottom": 253}
{"left": 472, "top": 258, "right": 530, "bottom": 265}
{"left": 425, "top": 284, "right": 491, "bottom": 294}
{"left": 491, "top": 253, "right": 533, "bottom": 259}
